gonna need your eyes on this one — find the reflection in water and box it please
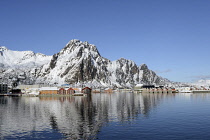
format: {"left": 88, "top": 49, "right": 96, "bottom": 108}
{"left": 0, "top": 93, "right": 176, "bottom": 139}
{"left": 50, "top": 115, "right": 58, "bottom": 130}
{"left": 141, "top": 93, "right": 176, "bottom": 116}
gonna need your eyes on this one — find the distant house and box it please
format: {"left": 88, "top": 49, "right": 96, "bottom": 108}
{"left": 134, "top": 84, "right": 156, "bottom": 89}
{"left": 92, "top": 88, "right": 101, "bottom": 93}
{"left": 67, "top": 88, "right": 75, "bottom": 94}
{"left": 40, "top": 87, "right": 76, "bottom": 95}
{"left": 39, "top": 87, "right": 58, "bottom": 95}
{"left": 58, "top": 88, "right": 66, "bottom": 94}
{"left": 82, "top": 87, "right": 92, "bottom": 94}
{"left": 104, "top": 88, "right": 113, "bottom": 93}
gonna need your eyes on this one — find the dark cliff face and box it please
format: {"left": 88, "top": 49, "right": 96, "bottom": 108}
{"left": 140, "top": 64, "right": 148, "bottom": 70}
{"left": 112, "top": 58, "right": 139, "bottom": 87}
{"left": 50, "top": 54, "right": 58, "bottom": 69}
{"left": 139, "top": 64, "right": 170, "bottom": 86}
{"left": 139, "top": 64, "right": 155, "bottom": 84}
{"left": 64, "top": 40, "right": 109, "bottom": 84}
{"left": 65, "top": 57, "right": 98, "bottom": 83}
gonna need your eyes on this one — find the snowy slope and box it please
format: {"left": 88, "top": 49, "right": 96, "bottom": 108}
{"left": 0, "top": 46, "right": 51, "bottom": 68}
{"left": 0, "top": 46, "right": 51, "bottom": 85}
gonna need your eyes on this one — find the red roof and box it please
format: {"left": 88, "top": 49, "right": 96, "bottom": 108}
{"left": 67, "top": 88, "right": 74, "bottom": 90}
{"left": 82, "top": 87, "right": 92, "bottom": 90}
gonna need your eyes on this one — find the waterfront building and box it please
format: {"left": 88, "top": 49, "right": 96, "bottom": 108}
{"left": 104, "top": 88, "right": 113, "bottom": 93}
{"left": 92, "top": 88, "right": 101, "bottom": 93}
{"left": 39, "top": 87, "right": 77, "bottom": 95}
{"left": 82, "top": 87, "right": 92, "bottom": 94}
{"left": 134, "top": 84, "right": 155, "bottom": 90}
{"left": 58, "top": 88, "right": 66, "bottom": 94}
{"left": 66, "top": 88, "right": 75, "bottom": 94}
{"left": 0, "top": 84, "right": 8, "bottom": 94}
{"left": 39, "top": 87, "right": 58, "bottom": 95}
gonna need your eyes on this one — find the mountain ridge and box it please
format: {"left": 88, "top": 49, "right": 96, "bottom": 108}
{"left": 0, "top": 40, "right": 173, "bottom": 87}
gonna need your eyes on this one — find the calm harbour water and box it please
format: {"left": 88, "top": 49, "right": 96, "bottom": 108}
{"left": 0, "top": 92, "right": 210, "bottom": 140}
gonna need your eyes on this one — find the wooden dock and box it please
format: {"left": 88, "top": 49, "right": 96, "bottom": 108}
{"left": 192, "top": 90, "right": 210, "bottom": 93}
{"left": 134, "top": 88, "right": 173, "bottom": 94}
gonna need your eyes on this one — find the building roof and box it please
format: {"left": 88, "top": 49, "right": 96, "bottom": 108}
{"left": 40, "top": 87, "right": 58, "bottom": 91}
{"left": 82, "top": 87, "right": 92, "bottom": 90}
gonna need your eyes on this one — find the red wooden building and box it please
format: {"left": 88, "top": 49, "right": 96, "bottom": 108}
{"left": 58, "top": 88, "right": 66, "bottom": 94}
{"left": 67, "top": 88, "right": 75, "bottom": 94}
{"left": 82, "top": 87, "right": 92, "bottom": 94}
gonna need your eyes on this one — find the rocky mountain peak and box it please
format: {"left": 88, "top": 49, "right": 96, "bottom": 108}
{"left": 59, "top": 39, "right": 100, "bottom": 57}
{"left": 117, "top": 58, "right": 136, "bottom": 65}
{"left": 0, "top": 46, "right": 8, "bottom": 52}
{"left": 139, "top": 64, "right": 148, "bottom": 70}
{"left": 117, "top": 58, "right": 127, "bottom": 63}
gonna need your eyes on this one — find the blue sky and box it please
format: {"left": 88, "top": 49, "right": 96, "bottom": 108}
{"left": 0, "top": 0, "right": 210, "bottom": 83}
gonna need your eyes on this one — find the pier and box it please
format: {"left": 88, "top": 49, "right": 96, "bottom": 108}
{"left": 143, "top": 88, "right": 173, "bottom": 94}
{"left": 192, "top": 90, "right": 210, "bottom": 93}
{"left": 134, "top": 88, "right": 173, "bottom": 94}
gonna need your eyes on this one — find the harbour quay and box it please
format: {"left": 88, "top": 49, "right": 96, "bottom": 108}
{"left": 134, "top": 84, "right": 176, "bottom": 93}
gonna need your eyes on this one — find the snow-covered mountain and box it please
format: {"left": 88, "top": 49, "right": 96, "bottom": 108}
{"left": 0, "top": 46, "right": 51, "bottom": 85}
{"left": 191, "top": 79, "right": 210, "bottom": 87}
{"left": 0, "top": 46, "right": 51, "bottom": 68}
{"left": 0, "top": 40, "right": 172, "bottom": 87}
{"left": 35, "top": 39, "right": 171, "bottom": 87}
